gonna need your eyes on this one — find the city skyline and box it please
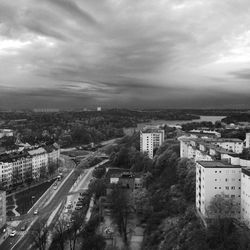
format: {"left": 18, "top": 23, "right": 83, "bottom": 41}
{"left": 1, "top": 0, "right": 250, "bottom": 109}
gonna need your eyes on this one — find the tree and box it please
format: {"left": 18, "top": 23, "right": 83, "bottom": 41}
{"left": 206, "top": 195, "right": 237, "bottom": 219}
{"left": 50, "top": 218, "right": 68, "bottom": 250}
{"left": 133, "top": 188, "right": 151, "bottom": 219}
{"left": 67, "top": 216, "right": 83, "bottom": 250}
{"left": 30, "top": 219, "right": 49, "bottom": 250}
{"left": 48, "top": 162, "right": 58, "bottom": 176}
{"left": 110, "top": 185, "right": 131, "bottom": 245}
{"left": 176, "top": 158, "right": 196, "bottom": 202}
{"left": 81, "top": 217, "right": 106, "bottom": 250}
{"left": 88, "top": 179, "right": 106, "bottom": 199}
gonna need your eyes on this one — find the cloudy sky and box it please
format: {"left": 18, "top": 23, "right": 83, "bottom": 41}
{"left": 1, "top": 0, "right": 250, "bottom": 109}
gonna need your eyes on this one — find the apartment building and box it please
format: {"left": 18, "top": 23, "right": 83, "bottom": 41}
{"left": 179, "top": 136, "right": 243, "bottom": 161}
{"left": 140, "top": 127, "right": 165, "bottom": 159}
{"left": 0, "top": 152, "right": 32, "bottom": 189}
{"left": 28, "top": 148, "right": 48, "bottom": 180}
{"left": 44, "top": 143, "right": 60, "bottom": 167}
{"left": 0, "top": 129, "right": 14, "bottom": 139}
{"left": 0, "top": 190, "right": 6, "bottom": 230}
{"left": 240, "top": 167, "right": 250, "bottom": 227}
{"left": 196, "top": 161, "right": 241, "bottom": 219}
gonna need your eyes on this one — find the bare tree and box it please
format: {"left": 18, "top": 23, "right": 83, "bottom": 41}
{"left": 67, "top": 215, "right": 83, "bottom": 250}
{"left": 51, "top": 218, "right": 68, "bottom": 250}
{"left": 30, "top": 219, "right": 49, "bottom": 250}
{"left": 110, "top": 185, "right": 132, "bottom": 245}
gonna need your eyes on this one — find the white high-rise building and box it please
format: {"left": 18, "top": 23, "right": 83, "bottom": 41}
{"left": 140, "top": 127, "right": 165, "bottom": 159}
{"left": 196, "top": 161, "right": 241, "bottom": 219}
{"left": 240, "top": 167, "right": 250, "bottom": 227}
{"left": 246, "top": 133, "right": 250, "bottom": 148}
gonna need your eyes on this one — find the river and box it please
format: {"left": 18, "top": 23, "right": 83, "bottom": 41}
{"left": 136, "top": 115, "right": 226, "bottom": 129}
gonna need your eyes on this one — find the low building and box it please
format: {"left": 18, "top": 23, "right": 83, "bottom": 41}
{"left": 196, "top": 161, "right": 241, "bottom": 219}
{"left": 0, "top": 129, "right": 14, "bottom": 139}
{"left": 0, "top": 190, "right": 6, "bottom": 230}
{"left": 105, "top": 168, "right": 142, "bottom": 194}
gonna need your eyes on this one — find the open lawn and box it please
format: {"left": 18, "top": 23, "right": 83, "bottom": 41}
{"left": 63, "top": 150, "right": 89, "bottom": 157}
{"left": 13, "top": 178, "right": 56, "bottom": 215}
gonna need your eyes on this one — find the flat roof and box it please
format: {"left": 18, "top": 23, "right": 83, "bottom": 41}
{"left": 197, "top": 161, "right": 241, "bottom": 168}
{"left": 242, "top": 168, "right": 250, "bottom": 176}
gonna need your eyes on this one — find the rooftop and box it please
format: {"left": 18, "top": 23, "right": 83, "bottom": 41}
{"left": 28, "top": 147, "right": 47, "bottom": 156}
{"left": 0, "top": 151, "right": 30, "bottom": 163}
{"left": 242, "top": 167, "right": 250, "bottom": 176}
{"left": 197, "top": 160, "right": 241, "bottom": 168}
{"left": 141, "top": 128, "right": 164, "bottom": 134}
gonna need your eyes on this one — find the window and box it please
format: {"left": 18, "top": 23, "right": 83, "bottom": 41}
{"left": 225, "top": 186, "right": 229, "bottom": 190}
{"left": 231, "top": 195, "right": 235, "bottom": 198}
{"left": 225, "top": 178, "right": 228, "bottom": 182}
{"left": 215, "top": 179, "right": 217, "bottom": 181}
{"left": 231, "top": 186, "right": 235, "bottom": 190}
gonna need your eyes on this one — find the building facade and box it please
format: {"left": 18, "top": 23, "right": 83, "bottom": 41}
{"left": 196, "top": 161, "right": 241, "bottom": 219}
{"left": 0, "top": 190, "right": 6, "bottom": 230}
{"left": 28, "top": 148, "right": 48, "bottom": 180}
{"left": 140, "top": 127, "right": 165, "bottom": 159}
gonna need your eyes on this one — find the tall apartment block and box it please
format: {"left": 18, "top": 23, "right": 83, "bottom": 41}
{"left": 140, "top": 127, "right": 165, "bottom": 159}
{"left": 0, "top": 190, "right": 6, "bottom": 230}
{"left": 196, "top": 161, "right": 241, "bottom": 219}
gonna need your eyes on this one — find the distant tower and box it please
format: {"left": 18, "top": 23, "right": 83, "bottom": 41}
{"left": 97, "top": 107, "right": 102, "bottom": 112}
{"left": 246, "top": 133, "right": 250, "bottom": 148}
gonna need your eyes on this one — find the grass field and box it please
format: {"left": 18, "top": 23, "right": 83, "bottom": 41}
{"left": 8, "top": 179, "right": 56, "bottom": 215}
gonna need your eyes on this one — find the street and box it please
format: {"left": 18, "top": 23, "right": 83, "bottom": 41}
{"left": 1, "top": 153, "right": 95, "bottom": 250}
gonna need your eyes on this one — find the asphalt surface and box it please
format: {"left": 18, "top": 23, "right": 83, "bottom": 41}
{"left": 1, "top": 141, "right": 114, "bottom": 250}
{"left": 1, "top": 157, "right": 91, "bottom": 250}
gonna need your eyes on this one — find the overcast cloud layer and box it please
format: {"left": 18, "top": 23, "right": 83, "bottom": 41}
{"left": 1, "top": 0, "right": 250, "bottom": 109}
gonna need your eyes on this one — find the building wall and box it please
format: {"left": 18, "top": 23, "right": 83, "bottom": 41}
{"left": 140, "top": 130, "right": 164, "bottom": 159}
{"left": 246, "top": 133, "right": 250, "bottom": 148}
{"left": 0, "top": 191, "right": 6, "bottom": 229}
{"left": 215, "top": 141, "right": 243, "bottom": 154}
{"left": 241, "top": 171, "right": 250, "bottom": 227}
{"left": 196, "top": 163, "right": 241, "bottom": 218}
{"left": 31, "top": 153, "right": 48, "bottom": 179}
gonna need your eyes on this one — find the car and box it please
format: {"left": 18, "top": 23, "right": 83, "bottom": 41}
{"left": 53, "top": 186, "right": 57, "bottom": 190}
{"left": 80, "top": 190, "right": 89, "bottom": 196}
{"left": 21, "top": 224, "right": 27, "bottom": 231}
{"left": 33, "top": 209, "right": 38, "bottom": 215}
{"left": 76, "top": 202, "right": 83, "bottom": 207}
{"left": 10, "top": 230, "right": 16, "bottom": 237}
{"left": 75, "top": 206, "right": 82, "bottom": 210}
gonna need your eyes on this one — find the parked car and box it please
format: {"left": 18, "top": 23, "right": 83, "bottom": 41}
{"left": 34, "top": 209, "right": 38, "bottom": 215}
{"left": 10, "top": 230, "right": 16, "bottom": 237}
{"left": 21, "top": 224, "right": 27, "bottom": 231}
{"left": 75, "top": 206, "right": 82, "bottom": 210}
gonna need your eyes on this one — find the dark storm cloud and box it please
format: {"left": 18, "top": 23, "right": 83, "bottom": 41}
{"left": 229, "top": 69, "right": 250, "bottom": 80}
{"left": 46, "top": 0, "right": 99, "bottom": 26}
{"left": 1, "top": 0, "right": 250, "bottom": 108}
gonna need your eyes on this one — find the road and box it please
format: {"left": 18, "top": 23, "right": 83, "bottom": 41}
{"left": 1, "top": 155, "right": 94, "bottom": 250}
{"left": 1, "top": 140, "right": 115, "bottom": 250}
